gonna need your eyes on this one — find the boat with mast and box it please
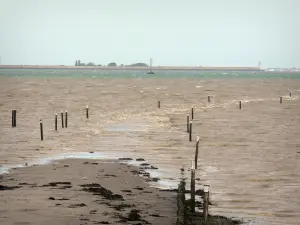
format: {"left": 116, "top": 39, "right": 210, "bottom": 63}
{"left": 147, "top": 58, "right": 155, "bottom": 74}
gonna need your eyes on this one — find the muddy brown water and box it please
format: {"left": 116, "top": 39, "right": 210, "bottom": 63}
{"left": 0, "top": 76, "right": 299, "bottom": 225}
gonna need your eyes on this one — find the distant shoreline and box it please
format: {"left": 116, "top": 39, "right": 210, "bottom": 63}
{"left": 0, "top": 65, "right": 264, "bottom": 72}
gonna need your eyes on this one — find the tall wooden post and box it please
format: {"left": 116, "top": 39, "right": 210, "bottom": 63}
{"left": 61, "top": 112, "right": 64, "bottom": 128}
{"left": 12, "top": 110, "right": 15, "bottom": 127}
{"left": 14, "top": 110, "right": 16, "bottom": 127}
{"left": 203, "top": 185, "right": 210, "bottom": 225}
{"left": 189, "top": 121, "right": 192, "bottom": 142}
{"left": 187, "top": 115, "right": 189, "bottom": 133}
{"left": 195, "top": 136, "right": 200, "bottom": 169}
{"left": 55, "top": 113, "right": 57, "bottom": 131}
{"left": 239, "top": 101, "right": 242, "bottom": 110}
{"left": 86, "top": 105, "right": 89, "bottom": 119}
{"left": 191, "top": 107, "right": 194, "bottom": 120}
{"left": 40, "top": 120, "right": 43, "bottom": 141}
{"left": 65, "top": 111, "right": 68, "bottom": 128}
{"left": 208, "top": 96, "right": 211, "bottom": 103}
{"left": 280, "top": 97, "right": 283, "bottom": 104}
{"left": 190, "top": 160, "right": 195, "bottom": 213}
{"left": 177, "top": 181, "right": 185, "bottom": 225}
{"left": 158, "top": 100, "right": 160, "bottom": 109}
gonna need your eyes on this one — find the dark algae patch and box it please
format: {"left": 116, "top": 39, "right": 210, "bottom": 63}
{"left": 0, "top": 185, "right": 20, "bottom": 190}
{"left": 81, "top": 183, "right": 124, "bottom": 200}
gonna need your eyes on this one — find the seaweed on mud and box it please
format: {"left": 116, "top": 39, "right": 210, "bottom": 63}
{"left": 81, "top": 183, "right": 124, "bottom": 200}
{"left": 118, "top": 158, "right": 133, "bottom": 161}
{"left": 42, "top": 182, "right": 71, "bottom": 187}
{"left": 134, "top": 187, "right": 144, "bottom": 190}
{"left": 130, "top": 170, "right": 139, "bottom": 175}
{"left": 146, "top": 177, "right": 161, "bottom": 182}
{"left": 140, "top": 166, "right": 158, "bottom": 170}
{"left": 0, "top": 185, "right": 20, "bottom": 191}
{"left": 121, "top": 190, "right": 132, "bottom": 193}
{"left": 104, "top": 174, "right": 116, "bottom": 177}
{"left": 128, "top": 209, "right": 141, "bottom": 221}
{"left": 138, "top": 171, "right": 150, "bottom": 177}
{"left": 149, "top": 214, "right": 162, "bottom": 217}
{"left": 136, "top": 158, "right": 145, "bottom": 161}
{"left": 68, "top": 203, "right": 86, "bottom": 208}
{"left": 57, "top": 197, "right": 70, "bottom": 200}
{"left": 159, "top": 189, "right": 178, "bottom": 192}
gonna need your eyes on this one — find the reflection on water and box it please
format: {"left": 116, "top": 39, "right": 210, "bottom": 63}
{"left": 0, "top": 74, "right": 299, "bottom": 225}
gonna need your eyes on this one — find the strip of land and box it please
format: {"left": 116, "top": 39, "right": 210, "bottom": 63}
{"left": 0, "top": 65, "right": 263, "bottom": 71}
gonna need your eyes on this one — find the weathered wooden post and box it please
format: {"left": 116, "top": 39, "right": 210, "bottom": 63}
{"left": 40, "top": 120, "right": 43, "bottom": 141}
{"left": 191, "top": 107, "right": 194, "bottom": 120}
{"left": 195, "top": 136, "right": 200, "bottom": 169}
{"left": 203, "top": 185, "right": 210, "bottom": 225}
{"left": 280, "top": 96, "right": 283, "bottom": 104}
{"left": 158, "top": 100, "right": 160, "bottom": 109}
{"left": 61, "top": 112, "right": 64, "bottom": 128}
{"left": 177, "top": 180, "right": 185, "bottom": 225}
{"left": 55, "top": 113, "right": 57, "bottom": 131}
{"left": 208, "top": 96, "right": 211, "bottom": 103}
{"left": 289, "top": 91, "right": 292, "bottom": 97}
{"left": 187, "top": 114, "right": 190, "bottom": 133}
{"left": 12, "top": 110, "right": 15, "bottom": 127}
{"left": 65, "top": 111, "right": 68, "bottom": 128}
{"left": 86, "top": 105, "right": 89, "bottom": 119}
{"left": 14, "top": 110, "right": 16, "bottom": 127}
{"left": 189, "top": 120, "right": 192, "bottom": 142}
{"left": 190, "top": 160, "right": 195, "bottom": 213}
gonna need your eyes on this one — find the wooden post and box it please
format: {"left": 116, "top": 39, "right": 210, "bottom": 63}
{"left": 177, "top": 181, "right": 185, "bottom": 225}
{"left": 14, "top": 110, "right": 16, "bottom": 127}
{"left": 239, "top": 101, "right": 242, "bottom": 110}
{"left": 61, "top": 112, "right": 64, "bottom": 128}
{"left": 12, "top": 110, "right": 15, "bottom": 127}
{"left": 191, "top": 107, "right": 194, "bottom": 120}
{"left": 40, "top": 120, "right": 43, "bottom": 141}
{"left": 65, "top": 111, "right": 68, "bottom": 128}
{"left": 55, "top": 113, "right": 57, "bottom": 131}
{"left": 187, "top": 115, "right": 189, "bottom": 133}
{"left": 208, "top": 96, "right": 211, "bottom": 103}
{"left": 195, "top": 136, "right": 200, "bottom": 169}
{"left": 203, "top": 185, "right": 210, "bottom": 225}
{"left": 158, "top": 100, "right": 160, "bottom": 109}
{"left": 280, "top": 96, "right": 283, "bottom": 104}
{"left": 289, "top": 91, "right": 292, "bottom": 97}
{"left": 189, "top": 121, "right": 192, "bottom": 142}
{"left": 190, "top": 160, "right": 195, "bottom": 213}
{"left": 86, "top": 105, "right": 89, "bottom": 119}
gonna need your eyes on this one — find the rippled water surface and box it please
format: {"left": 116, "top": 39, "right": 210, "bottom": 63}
{"left": 0, "top": 70, "right": 300, "bottom": 225}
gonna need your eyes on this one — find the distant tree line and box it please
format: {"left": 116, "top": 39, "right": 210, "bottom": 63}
{"left": 75, "top": 60, "right": 149, "bottom": 67}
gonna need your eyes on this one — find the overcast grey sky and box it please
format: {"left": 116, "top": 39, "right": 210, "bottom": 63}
{"left": 0, "top": 0, "right": 299, "bottom": 67}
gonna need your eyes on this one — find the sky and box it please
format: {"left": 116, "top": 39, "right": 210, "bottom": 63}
{"left": 0, "top": 0, "right": 299, "bottom": 68}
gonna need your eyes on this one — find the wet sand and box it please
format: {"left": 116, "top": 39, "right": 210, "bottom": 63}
{"left": 0, "top": 158, "right": 177, "bottom": 225}
{"left": 0, "top": 76, "right": 300, "bottom": 224}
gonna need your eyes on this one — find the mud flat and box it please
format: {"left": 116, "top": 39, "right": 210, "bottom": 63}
{"left": 0, "top": 158, "right": 178, "bottom": 225}
{"left": 0, "top": 158, "right": 243, "bottom": 225}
